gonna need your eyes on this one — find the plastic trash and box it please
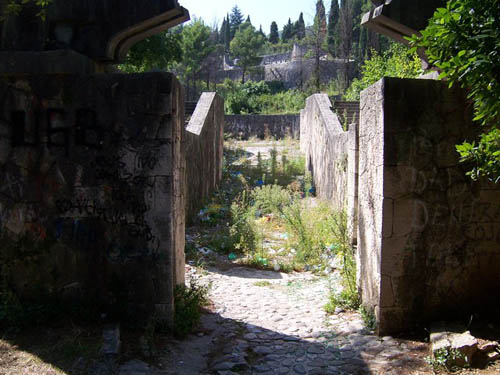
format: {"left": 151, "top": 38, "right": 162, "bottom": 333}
{"left": 198, "top": 247, "right": 213, "bottom": 255}
{"left": 228, "top": 253, "right": 237, "bottom": 260}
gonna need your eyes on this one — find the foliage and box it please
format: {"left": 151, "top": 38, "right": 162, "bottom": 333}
{"left": 294, "top": 13, "right": 306, "bottom": 40}
{"left": 425, "top": 347, "right": 468, "bottom": 372}
{"left": 323, "top": 211, "right": 360, "bottom": 311}
{"left": 1, "top": 0, "right": 52, "bottom": 20}
{"left": 230, "top": 190, "right": 258, "bottom": 253}
{"left": 118, "top": 31, "right": 182, "bottom": 73}
{"left": 229, "top": 5, "right": 245, "bottom": 39}
{"left": 410, "top": 0, "right": 500, "bottom": 182}
{"left": 282, "top": 18, "right": 294, "bottom": 42}
{"left": 456, "top": 129, "right": 500, "bottom": 183}
{"left": 251, "top": 185, "right": 291, "bottom": 215}
{"left": 217, "top": 79, "right": 306, "bottom": 115}
{"left": 359, "top": 305, "right": 376, "bottom": 331}
{"left": 171, "top": 280, "right": 210, "bottom": 338}
{"left": 230, "top": 23, "right": 265, "bottom": 83}
{"left": 179, "top": 19, "right": 215, "bottom": 80}
{"left": 344, "top": 43, "right": 422, "bottom": 100}
{"left": 327, "top": 0, "right": 340, "bottom": 57}
{"left": 269, "top": 21, "right": 279, "bottom": 44}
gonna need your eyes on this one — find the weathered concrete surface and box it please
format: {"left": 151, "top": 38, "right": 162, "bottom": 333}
{"left": 0, "top": 0, "right": 189, "bottom": 62}
{"left": 358, "top": 77, "right": 500, "bottom": 335}
{"left": 185, "top": 92, "right": 224, "bottom": 221}
{"left": 363, "top": 0, "right": 445, "bottom": 45}
{"left": 0, "top": 72, "right": 185, "bottom": 324}
{"left": 225, "top": 114, "right": 299, "bottom": 140}
{"left": 300, "top": 94, "right": 358, "bottom": 226}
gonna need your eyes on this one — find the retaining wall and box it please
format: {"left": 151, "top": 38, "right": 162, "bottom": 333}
{"left": 185, "top": 92, "right": 224, "bottom": 221}
{"left": 225, "top": 114, "right": 299, "bottom": 140}
{"left": 0, "top": 72, "right": 185, "bottom": 325}
{"left": 358, "top": 78, "right": 500, "bottom": 334}
{"left": 300, "top": 94, "right": 358, "bottom": 241}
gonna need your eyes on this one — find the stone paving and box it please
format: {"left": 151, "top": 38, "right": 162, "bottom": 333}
{"left": 117, "top": 262, "right": 431, "bottom": 375}
{"left": 187, "top": 264, "right": 431, "bottom": 375}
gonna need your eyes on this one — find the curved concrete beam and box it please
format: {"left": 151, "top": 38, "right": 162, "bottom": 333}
{"left": 107, "top": 6, "right": 189, "bottom": 62}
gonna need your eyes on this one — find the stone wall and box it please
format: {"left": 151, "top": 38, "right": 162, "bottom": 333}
{"left": 0, "top": 72, "right": 185, "bottom": 325}
{"left": 185, "top": 93, "right": 224, "bottom": 221}
{"left": 358, "top": 78, "right": 500, "bottom": 334}
{"left": 225, "top": 114, "right": 299, "bottom": 140}
{"left": 300, "top": 94, "right": 358, "bottom": 224}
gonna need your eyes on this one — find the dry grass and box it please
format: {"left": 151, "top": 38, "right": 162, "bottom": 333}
{"left": 0, "top": 323, "right": 101, "bottom": 375}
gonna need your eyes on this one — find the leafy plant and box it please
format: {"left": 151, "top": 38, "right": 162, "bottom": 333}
{"left": 359, "top": 305, "right": 376, "bottom": 331}
{"left": 425, "top": 347, "right": 468, "bottom": 372}
{"left": 344, "top": 42, "right": 422, "bottom": 101}
{"left": 171, "top": 280, "right": 210, "bottom": 338}
{"left": 230, "top": 191, "right": 258, "bottom": 253}
{"left": 410, "top": 0, "right": 500, "bottom": 182}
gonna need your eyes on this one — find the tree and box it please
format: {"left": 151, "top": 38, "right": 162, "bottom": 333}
{"left": 119, "top": 31, "right": 182, "bottom": 73}
{"left": 327, "top": 0, "right": 340, "bottom": 57}
{"left": 308, "top": 0, "right": 328, "bottom": 90}
{"left": 224, "top": 14, "right": 231, "bottom": 50}
{"left": 294, "top": 12, "right": 306, "bottom": 40}
{"left": 411, "top": 0, "right": 500, "bottom": 182}
{"left": 258, "top": 25, "right": 267, "bottom": 41}
{"left": 282, "top": 18, "right": 294, "bottom": 42}
{"left": 177, "top": 19, "right": 215, "bottom": 99}
{"left": 344, "top": 43, "right": 421, "bottom": 100}
{"left": 269, "top": 21, "right": 279, "bottom": 44}
{"left": 1, "top": 0, "right": 51, "bottom": 20}
{"left": 229, "top": 5, "right": 244, "bottom": 39}
{"left": 338, "top": 0, "right": 354, "bottom": 91}
{"left": 230, "top": 23, "right": 265, "bottom": 83}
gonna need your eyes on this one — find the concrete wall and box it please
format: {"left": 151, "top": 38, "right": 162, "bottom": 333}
{"left": 300, "top": 94, "right": 358, "bottom": 228}
{"left": 185, "top": 93, "right": 224, "bottom": 221}
{"left": 358, "top": 78, "right": 500, "bottom": 334}
{"left": 225, "top": 114, "right": 299, "bottom": 140}
{"left": 0, "top": 72, "right": 185, "bottom": 325}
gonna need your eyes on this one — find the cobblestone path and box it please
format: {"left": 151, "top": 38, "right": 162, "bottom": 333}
{"left": 148, "top": 264, "right": 432, "bottom": 375}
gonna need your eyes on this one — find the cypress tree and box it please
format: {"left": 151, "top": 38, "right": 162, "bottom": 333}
{"left": 282, "top": 18, "right": 293, "bottom": 42}
{"left": 294, "top": 12, "right": 306, "bottom": 40}
{"left": 225, "top": 13, "right": 231, "bottom": 50}
{"left": 269, "top": 21, "right": 279, "bottom": 44}
{"left": 327, "top": 0, "right": 340, "bottom": 57}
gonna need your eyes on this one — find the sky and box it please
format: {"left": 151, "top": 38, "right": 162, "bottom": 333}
{"left": 178, "top": 0, "right": 331, "bottom": 33}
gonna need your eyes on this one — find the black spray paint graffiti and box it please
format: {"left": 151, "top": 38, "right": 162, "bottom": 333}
{"left": 55, "top": 197, "right": 155, "bottom": 242}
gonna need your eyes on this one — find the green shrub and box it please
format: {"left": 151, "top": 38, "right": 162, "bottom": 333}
{"left": 251, "top": 184, "right": 291, "bottom": 215}
{"left": 344, "top": 43, "right": 421, "bottom": 101}
{"left": 230, "top": 191, "right": 258, "bottom": 253}
{"left": 172, "top": 281, "right": 210, "bottom": 338}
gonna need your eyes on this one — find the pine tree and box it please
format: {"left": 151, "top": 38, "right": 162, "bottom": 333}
{"left": 230, "top": 5, "right": 244, "bottom": 39}
{"left": 246, "top": 15, "right": 251, "bottom": 24}
{"left": 269, "top": 21, "right": 279, "bottom": 44}
{"left": 327, "top": 0, "right": 340, "bottom": 57}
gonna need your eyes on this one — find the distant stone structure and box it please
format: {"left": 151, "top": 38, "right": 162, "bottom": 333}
{"left": 217, "top": 43, "right": 354, "bottom": 89}
{"left": 0, "top": 1, "right": 225, "bottom": 327}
